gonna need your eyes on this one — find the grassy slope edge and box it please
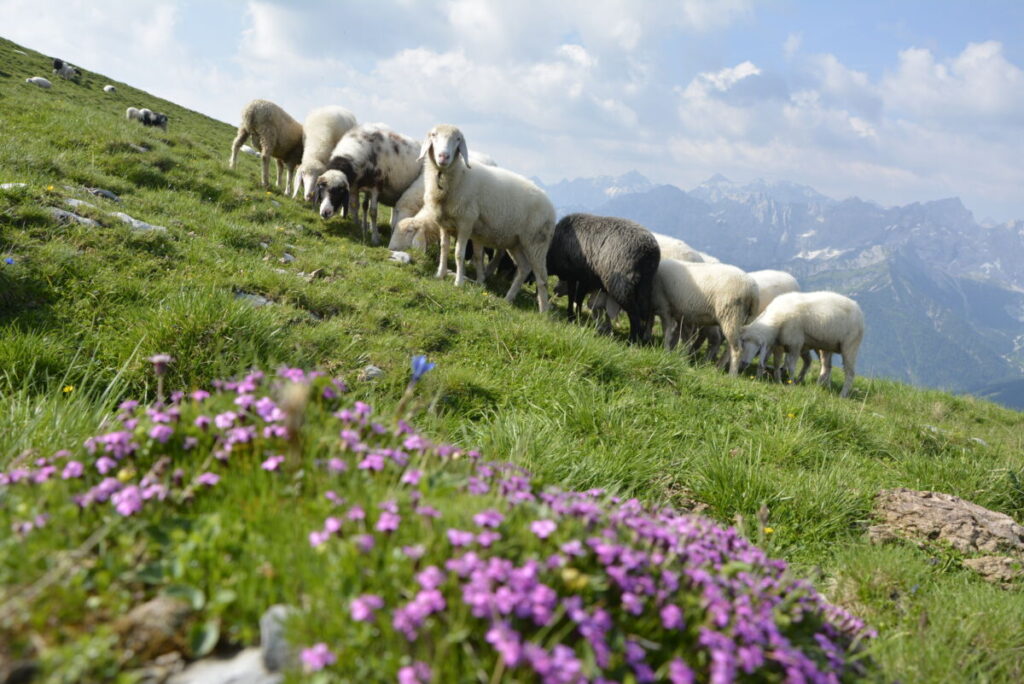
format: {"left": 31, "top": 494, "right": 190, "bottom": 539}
{"left": 1, "top": 36, "right": 1023, "bottom": 681}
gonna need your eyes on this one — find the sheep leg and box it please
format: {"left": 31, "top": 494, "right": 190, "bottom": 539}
{"left": 483, "top": 250, "right": 506, "bottom": 280}
{"left": 367, "top": 190, "right": 381, "bottom": 246}
{"left": 817, "top": 351, "right": 833, "bottom": 387}
{"left": 229, "top": 127, "right": 248, "bottom": 169}
{"left": 503, "top": 245, "right": 533, "bottom": 305}
{"left": 784, "top": 349, "right": 799, "bottom": 385}
{"left": 275, "top": 159, "right": 285, "bottom": 190}
{"left": 839, "top": 349, "right": 856, "bottom": 398}
{"left": 472, "top": 244, "right": 486, "bottom": 285}
{"left": 260, "top": 155, "right": 271, "bottom": 189}
{"left": 661, "top": 313, "right": 680, "bottom": 350}
{"left": 796, "top": 350, "right": 814, "bottom": 384}
{"left": 523, "top": 244, "right": 550, "bottom": 313}
{"left": 436, "top": 230, "right": 450, "bottom": 279}
{"left": 286, "top": 164, "right": 298, "bottom": 198}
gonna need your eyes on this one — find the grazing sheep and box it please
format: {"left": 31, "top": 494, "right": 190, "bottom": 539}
{"left": 103, "top": 85, "right": 117, "bottom": 94}
{"left": 546, "top": 213, "right": 660, "bottom": 343}
{"left": 651, "top": 259, "right": 759, "bottom": 375}
{"left": 314, "top": 123, "right": 421, "bottom": 246}
{"left": 25, "top": 77, "right": 52, "bottom": 89}
{"left": 126, "top": 107, "right": 168, "bottom": 131}
{"left": 395, "top": 124, "right": 555, "bottom": 312}
{"left": 292, "top": 105, "right": 357, "bottom": 201}
{"left": 739, "top": 291, "right": 864, "bottom": 397}
{"left": 228, "top": 99, "right": 304, "bottom": 191}
{"left": 52, "top": 58, "right": 80, "bottom": 80}
{"left": 653, "top": 232, "right": 706, "bottom": 263}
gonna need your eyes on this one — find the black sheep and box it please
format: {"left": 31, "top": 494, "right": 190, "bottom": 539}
{"left": 546, "top": 213, "right": 660, "bottom": 344}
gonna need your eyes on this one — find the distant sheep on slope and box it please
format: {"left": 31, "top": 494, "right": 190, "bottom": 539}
{"left": 395, "top": 124, "right": 555, "bottom": 312}
{"left": 126, "top": 107, "right": 168, "bottom": 131}
{"left": 739, "top": 290, "right": 864, "bottom": 397}
{"left": 546, "top": 213, "right": 660, "bottom": 344}
{"left": 52, "top": 58, "right": 80, "bottom": 80}
{"left": 229, "top": 99, "right": 303, "bottom": 191}
{"left": 292, "top": 105, "right": 357, "bottom": 201}
{"left": 103, "top": 85, "right": 117, "bottom": 94}
{"left": 25, "top": 77, "right": 52, "bottom": 89}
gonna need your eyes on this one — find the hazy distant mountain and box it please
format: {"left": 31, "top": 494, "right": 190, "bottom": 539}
{"left": 534, "top": 171, "right": 655, "bottom": 216}
{"left": 546, "top": 172, "right": 1024, "bottom": 403}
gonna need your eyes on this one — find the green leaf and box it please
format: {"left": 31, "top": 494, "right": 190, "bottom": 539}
{"left": 189, "top": 619, "right": 220, "bottom": 658}
{"left": 165, "top": 583, "right": 206, "bottom": 611}
{"left": 212, "top": 588, "right": 237, "bottom": 606}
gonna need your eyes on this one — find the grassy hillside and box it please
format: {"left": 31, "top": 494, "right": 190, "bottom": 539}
{"left": 2, "top": 36, "right": 1024, "bottom": 682}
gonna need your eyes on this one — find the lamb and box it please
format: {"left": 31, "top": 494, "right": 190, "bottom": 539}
{"left": 546, "top": 213, "right": 660, "bottom": 343}
{"left": 52, "top": 58, "right": 80, "bottom": 80}
{"left": 25, "top": 77, "right": 52, "bottom": 89}
{"left": 291, "top": 105, "right": 357, "bottom": 201}
{"left": 394, "top": 124, "right": 555, "bottom": 312}
{"left": 314, "top": 123, "right": 421, "bottom": 246}
{"left": 228, "top": 99, "right": 304, "bottom": 191}
{"left": 651, "top": 259, "right": 759, "bottom": 375}
{"left": 103, "top": 85, "right": 117, "bottom": 94}
{"left": 739, "top": 291, "right": 864, "bottom": 397}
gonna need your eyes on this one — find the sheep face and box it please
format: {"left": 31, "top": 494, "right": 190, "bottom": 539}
{"left": 317, "top": 170, "right": 350, "bottom": 220}
{"left": 738, "top": 336, "right": 768, "bottom": 373}
{"left": 389, "top": 218, "right": 419, "bottom": 251}
{"left": 299, "top": 162, "right": 326, "bottom": 202}
{"left": 418, "top": 124, "right": 470, "bottom": 170}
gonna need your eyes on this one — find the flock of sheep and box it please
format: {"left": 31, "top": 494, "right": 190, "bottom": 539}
{"left": 225, "top": 98, "right": 865, "bottom": 398}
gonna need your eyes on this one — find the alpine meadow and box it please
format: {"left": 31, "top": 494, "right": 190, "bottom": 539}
{"left": 1, "top": 36, "right": 1023, "bottom": 684}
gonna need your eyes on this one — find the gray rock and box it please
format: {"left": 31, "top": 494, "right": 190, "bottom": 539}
{"left": 64, "top": 198, "right": 97, "bottom": 210}
{"left": 235, "top": 292, "right": 271, "bottom": 307}
{"left": 167, "top": 649, "right": 280, "bottom": 684}
{"left": 0, "top": 183, "right": 28, "bottom": 191}
{"left": 129, "top": 143, "right": 150, "bottom": 153}
{"left": 962, "top": 556, "right": 1024, "bottom": 586}
{"left": 113, "top": 212, "right": 168, "bottom": 233}
{"left": 114, "top": 596, "right": 191, "bottom": 662}
{"left": 259, "top": 605, "right": 298, "bottom": 672}
{"left": 389, "top": 250, "right": 411, "bottom": 264}
{"left": 240, "top": 145, "right": 261, "bottom": 157}
{"left": 270, "top": 200, "right": 281, "bottom": 208}
{"left": 969, "top": 437, "right": 989, "bottom": 447}
{"left": 359, "top": 365, "right": 384, "bottom": 382}
{"left": 48, "top": 207, "right": 99, "bottom": 227}
{"left": 279, "top": 253, "right": 295, "bottom": 264}
{"left": 868, "top": 488, "right": 1024, "bottom": 555}
{"left": 87, "top": 187, "right": 121, "bottom": 202}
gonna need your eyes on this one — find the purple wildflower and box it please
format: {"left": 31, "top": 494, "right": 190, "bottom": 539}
{"left": 300, "top": 643, "right": 336, "bottom": 672}
{"left": 112, "top": 486, "right": 143, "bottom": 516}
{"left": 400, "top": 468, "right": 422, "bottom": 485}
{"left": 397, "top": 662, "right": 431, "bottom": 684}
{"left": 473, "top": 509, "right": 505, "bottom": 528}
{"left": 328, "top": 457, "right": 348, "bottom": 472}
{"left": 354, "top": 534, "right": 375, "bottom": 553}
{"left": 350, "top": 594, "right": 385, "bottom": 622}
{"left": 214, "top": 411, "right": 238, "bottom": 429}
{"left": 530, "top": 519, "right": 557, "bottom": 539}
{"left": 148, "top": 424, "right": 174, "bottom": 443}
{"left": 261, "top": 455, "right": 285, "bottom": 471}
{"left": 447, "top": 529, "right": 475, "bottom": 547}
{"left": 62, "top": 461, "right": 84, "bottom": 479}
{"left": 196, "top": 472, "right": 219, "bottom": 487}
{"left": 376, "top": 511, "right": 401, "bottom": 533}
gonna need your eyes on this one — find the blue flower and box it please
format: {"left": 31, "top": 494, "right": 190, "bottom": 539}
{"left": 3, "top": 257, "right": 13, "bottom": 265}
{"left": 410, "top": 355, "right": 435, "bottom": 382}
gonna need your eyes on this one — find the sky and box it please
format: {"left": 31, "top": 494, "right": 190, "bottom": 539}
{"left": 4, "top": 0, "right": 1024, "bottom": 221}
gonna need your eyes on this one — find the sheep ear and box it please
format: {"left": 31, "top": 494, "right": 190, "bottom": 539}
{"left": 417, "top": 138, "right": 433, "bottom": 163}
{"left": 458, "top": 136, "right": 470, "bottom": 168}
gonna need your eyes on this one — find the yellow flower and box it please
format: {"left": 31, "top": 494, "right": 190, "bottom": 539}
{"left": 786, "top": 412, "right": 796, "bottom": 418}
{"left": 265, "top": 191, "right": 272, "bottom": 195}
{"left": 117, "top": 468, "right": 136, "bottom": 483}
{"left": 47, "top": 185, "right": 55, "bottom": 191}
{"left": 561, "top": 567, "right": 589, "bottom": 591}
{"left": 763, "top": 527, "right": 775, "bottom": 535}
{"left": 62, "top": 385, "right": 74, "bottom": 394}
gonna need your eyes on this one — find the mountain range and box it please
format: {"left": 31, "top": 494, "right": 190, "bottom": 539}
{"left": 535, "top": 173, "right": 1024, "bottom": 408}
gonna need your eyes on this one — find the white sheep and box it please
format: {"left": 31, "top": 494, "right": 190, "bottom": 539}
{"left": 25, "top": 77, "right": 52, "bottom": 89}
{"left": 395, "top": 124, "right": 556, "bottom": 312}
{"left": 103, "top": 85, "right": 117, "bottom": 94}
{"left": 314, "top": 123, "right": 422, "bottom": 246}
{"left": 739, "top": 291, "right": 864, "bottom": 397}
{"left": 701, "top": 268, "right": 801, "bottom": 365}
{"left": 228, "top": 99, "right": 304, "bottom": 191}
{"left": 127, "top": 107, "right": 168, "bottom": 131}
{"left": 653, "top": 232, "right": 706, "bottom": 263}
{"left": 291, "top": 105, "right": 357, "bottom": 201}
{"left": 651, "top": 259, "right": 759, "bottom": 375}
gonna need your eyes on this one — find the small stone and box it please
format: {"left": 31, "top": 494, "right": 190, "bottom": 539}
{"left": 969, "top": 437, "right": 989, "bottom": 447}
{"left": 259, "top": 242, "right": 269, "bottom": 249}
{"left": 167, "top": 648, "right": 280, "bottom": 684}
{"left": 114, "top": 596, "right": 191, "bottom": 662}
{"left": 270, "top": 200, "right": 281, "bottom": 208}
{"left": 240, "top": 145, "right": 261, "bottom": 157}
{"left": 299, "top": 269, "right": 324, "bottom": 282}
{"left": 279, "top": 253, "right": 295, "bottom": 264}
{"left": 48, "top": 207, "right": 99, "bottom": 227}
{"left": 64, "top": 198, "right": 97, "bottom": 210}
{"left": 389, "top": 250, "right": 411, "bottom": 264}
{"left": 87, "top": 187, "right": 121, "bottom": 202}
{"left": 235, "top": 292, "right": 271, "bottom": 307}
{"left": 358, "top": 365, "right": 384, "bottom": 382}
{"left": 112, "top": 212, "right": 168, "bottom": 233}
{"left": 260, "top": 605, "right": 299, "bottom": 672}
{"left": 0, "top": 183, "right": 28, "bottom": 191}
{"left": 129, "top": 143, "right": 150, "bottom": 153}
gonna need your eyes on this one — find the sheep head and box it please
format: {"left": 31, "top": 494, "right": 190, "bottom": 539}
{"left": 316, "top": 170, "right": 350, "bottom": 220}
{"left": 418, "top": 124, "right": 471, "bottom": 171}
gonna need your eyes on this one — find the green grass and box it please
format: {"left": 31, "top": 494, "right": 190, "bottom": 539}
{"left": 2, "top": 35, "right": 1024, "bottom": 682}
